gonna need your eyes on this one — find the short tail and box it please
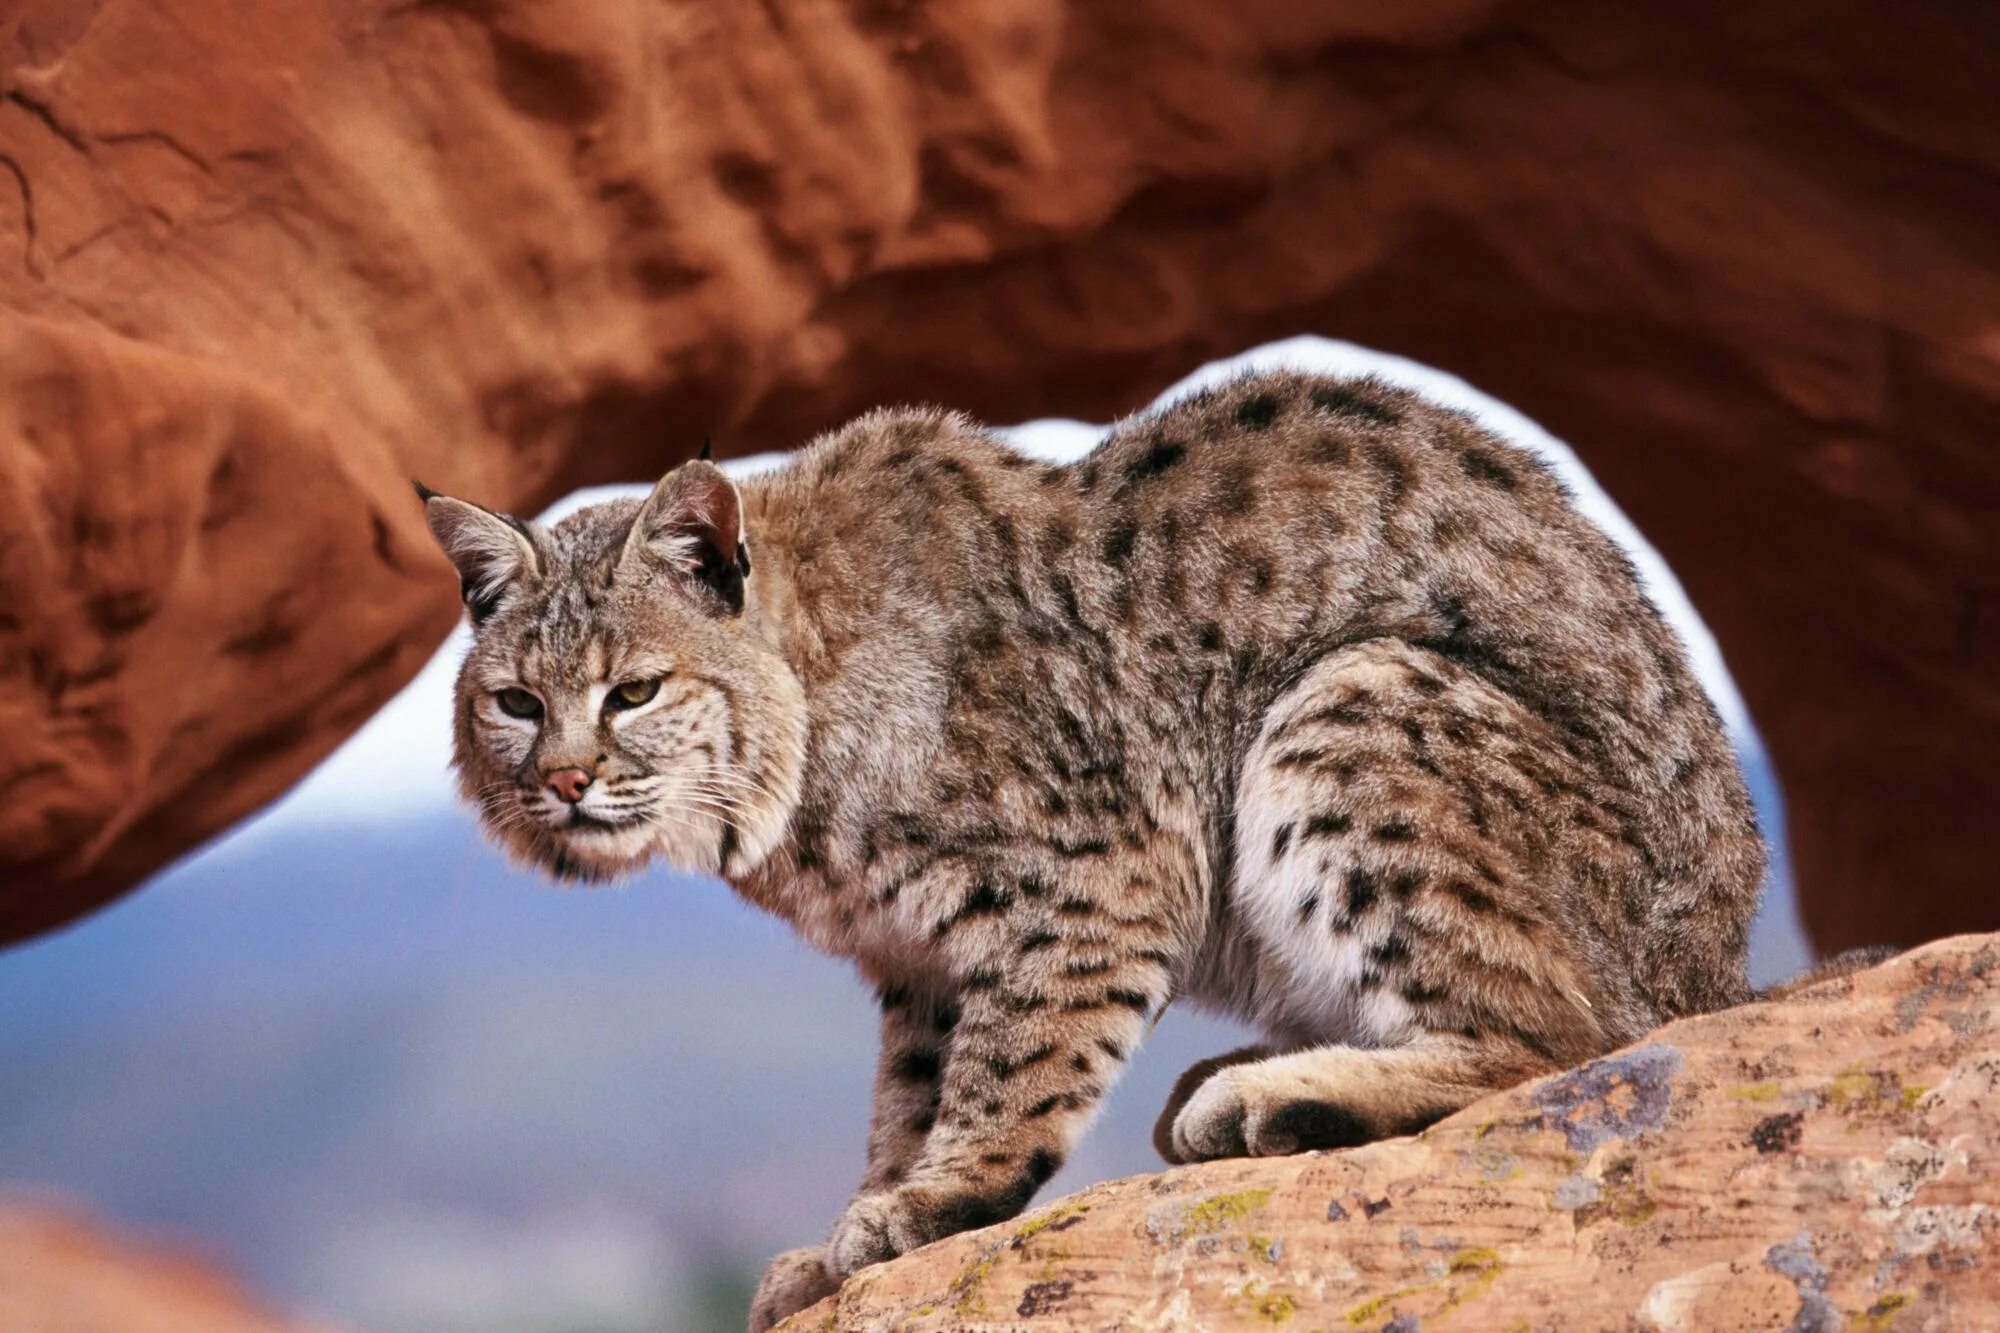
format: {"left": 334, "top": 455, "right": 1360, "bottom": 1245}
{"left": 1758, "top": 945, "right": 1902, "bottom": 1002}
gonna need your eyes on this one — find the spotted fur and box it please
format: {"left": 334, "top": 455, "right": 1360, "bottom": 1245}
{"left": 421, "top": 372, "right": 1764, "bottom": 1330}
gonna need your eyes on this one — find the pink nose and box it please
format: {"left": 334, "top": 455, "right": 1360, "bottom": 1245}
{"left": 546, "top": 767, "right": 593, "bottom": 804}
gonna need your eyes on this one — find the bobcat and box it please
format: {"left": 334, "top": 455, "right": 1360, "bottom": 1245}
{"left": 420, "top": 371, "right": 1765, "bottom": 1330}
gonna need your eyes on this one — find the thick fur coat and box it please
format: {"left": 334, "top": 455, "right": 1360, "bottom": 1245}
{"left": 421, "top": 372, "right": 1765, "bottom": 1330}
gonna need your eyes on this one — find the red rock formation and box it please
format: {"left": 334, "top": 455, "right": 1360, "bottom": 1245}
{"left": 0, "top": 1200, "right": 329, "bottom": 1332}
{"left": 2, "top": 1, "right": 1995, "bottom": 946}
{"left": 783, "top": 934, "right": 2000, "bottom": 1330}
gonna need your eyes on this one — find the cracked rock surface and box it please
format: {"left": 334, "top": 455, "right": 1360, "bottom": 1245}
{"left": 2, "top": 2, "right": 1997, "bottom": 944}
{"left": 781, "top": 935, "right": 2000, "bottom": 1331}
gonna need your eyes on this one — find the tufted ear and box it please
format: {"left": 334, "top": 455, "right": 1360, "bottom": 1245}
{"left": 619, "top": 460, "right": 750, "bottom": 615}
{"left": 416, "top": 482, "right": 543, "bottom": 622}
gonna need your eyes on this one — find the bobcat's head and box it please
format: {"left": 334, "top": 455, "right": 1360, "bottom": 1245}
{"left": 420, "top": 462, "right": 804, "bottom": 883}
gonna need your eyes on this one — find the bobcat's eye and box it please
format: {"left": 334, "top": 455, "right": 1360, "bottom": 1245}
{"left": 495, "top": 686, "right": 543, "bottom": 719}
{"left": 606, "top": 677, "right": 662, "bottom": 712}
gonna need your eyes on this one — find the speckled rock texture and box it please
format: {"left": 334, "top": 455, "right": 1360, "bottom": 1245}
{"left": 0, "top": 1201, "right": 332, "bottom": 1332}
{"left": 2, "top": 1, "right": 1997, "bottom": 946}
{"left": 782, "top": 934, "right": 1999, "bottom": 1331}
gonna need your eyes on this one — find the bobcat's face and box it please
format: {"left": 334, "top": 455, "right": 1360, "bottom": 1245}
{"left": 422, "top": 464, "right": 804, "bottom": 883}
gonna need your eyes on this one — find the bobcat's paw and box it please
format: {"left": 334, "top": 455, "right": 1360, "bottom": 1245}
{"left": 826, "top": 1189, "right": 921, "bottom": 1278}
{"left": 748, "top": 1245, "right": 838, "bottom": 1333}
{"left": 826, "top": 1183, "right": 1020, "bottom": 1279}
{"left": 1170, "top": 1065, "right": 1372, "bottom": 1162}
{"left": 1153, "top": 1046, "right": 1273, "bottom": 1164}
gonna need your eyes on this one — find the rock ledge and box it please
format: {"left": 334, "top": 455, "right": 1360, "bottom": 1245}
{"left": 786, "top": 934, "right": 1998, "bottom": 1330}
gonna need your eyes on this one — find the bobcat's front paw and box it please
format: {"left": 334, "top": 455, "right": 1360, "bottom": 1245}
{"left": 826, "top": 1183, "right": 1020, "bottom": 1279}
{"left": 826, "top": 1189, "right": 919, "bottom": 1278}
{"left": 748, "top": 1245, "right": 839, "bottom": 1333}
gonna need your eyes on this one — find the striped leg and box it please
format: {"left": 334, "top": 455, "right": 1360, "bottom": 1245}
{"left": 825, "top": 890, "right": 1177, "bottom": 1278}
{"left": 752, "top": 988, "right": 956, "bottom": 1327}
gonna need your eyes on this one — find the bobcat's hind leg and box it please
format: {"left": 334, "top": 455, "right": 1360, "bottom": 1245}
{"left": 1167, "top": 1036, "right": 1546, "bottom": 1161}
{"left": 1169, "top": 638, "right": 1633, "bottom": 1161}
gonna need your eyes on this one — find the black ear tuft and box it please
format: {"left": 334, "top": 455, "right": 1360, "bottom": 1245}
{"left": 413, "top": 479, "right": 442, "bottom": 504}
{"left": 698, "top": 436, "right": 714, "bottom": 462}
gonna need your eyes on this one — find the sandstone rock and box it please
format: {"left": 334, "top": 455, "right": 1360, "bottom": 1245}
{"left": 2, "top": 2, "right": 1996, "bottom": 946}
{"left": 0, "top": 1200, "right": 329, "bottom": 1332}
{"left": 782, "top": 934, "right": 1999, "bottom": 1331}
